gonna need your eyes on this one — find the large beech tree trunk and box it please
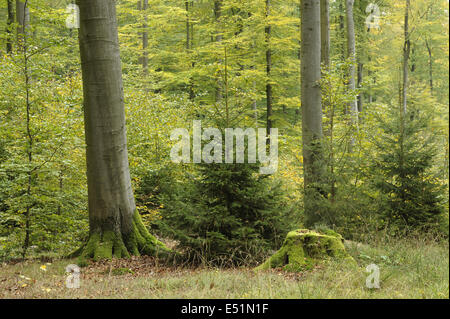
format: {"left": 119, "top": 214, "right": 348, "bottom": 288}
{"left": 74, "top": 0, "right": 169, "bottom": 261}
{"left": 301, "top": 0, "right": 325, "bottom": 226}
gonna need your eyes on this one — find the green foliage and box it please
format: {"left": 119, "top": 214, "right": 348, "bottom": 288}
{"left": 137, "top": 160, "right": 291, "bottom": 266}
{"left": 0, "top": 0, "right": 448, "bottom": 263}
{"left": 370, "top": 106, "right": 446, "bottom": 232}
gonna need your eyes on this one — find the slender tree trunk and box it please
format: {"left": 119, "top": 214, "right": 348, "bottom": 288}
{"left": 320, "top": 0, "right": 330, "bottom": 69}
{"left": 186, "top": 1, "right": 195, "bottom": 100}
{"left": 74, "top": 0, "right": 170, "bottom": 261}
{"left": 265, "top": 0, "right": 272, "bottom": 139}
{"left": 6, "top": 0, "right": 14, "bottom": 53}
{"left": 425, "top": 39, "right": 433, "bottom": 93}
{"left": 402, "top": 0, "right": 410, "bottom": 116}
{"left": 15, "top": 0, "right": 32, "bottom": 259}
{"left": 214, "top": 0, "right": 223, "bottom": 103}
{"left": 357, "top": 62, "right": 363, "bottom": 112}
{"left": 142, "top": 0, "right": 148, "bottom": 74}
{"left": 57, "top": 167, "right": 63, "bottom": 215}
{"left": 320, "top": 0, "right": 330, "bottom": 120}
{"left": 338, "top": 1, "right": 345, "bottom": 61}
{"left": 301, "top": 0, "right": 325, "bottom": 227}
{"left": 186, "top": 1, "right": 190, "bottom": 51}
{"left": 368, "top": 55, "right": 374, "bottom": 103}
{"left": 346, "top": 0, "right": 358, "bottom": 151}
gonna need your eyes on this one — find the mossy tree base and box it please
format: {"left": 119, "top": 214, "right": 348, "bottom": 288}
{"left": 72, "top": 211, "right": 173, "bottom": 264}
{"left": 255, "top": 229, "right": 355, "bottom": 272}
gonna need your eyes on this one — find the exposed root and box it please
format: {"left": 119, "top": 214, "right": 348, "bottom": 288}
{"left": 71, "top": 210, "right": 174, "bottom": 265}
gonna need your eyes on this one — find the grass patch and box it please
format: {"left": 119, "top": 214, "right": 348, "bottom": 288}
{"left": 0, "top": 238, "right": 448, "bottom": 299}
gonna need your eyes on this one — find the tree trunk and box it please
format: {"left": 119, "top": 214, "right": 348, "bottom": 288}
{"left": 214, "top": 0, "right": 223, "bottom": 102}
{"left": 301, "top": 0, "right": 325, "bottom": 226}
{"left": 320, "top": 0, "right": 330, "bottom": 69}
{"left": 346, "top": 0, "right": 358, "bottom": 151}
{"left": 15, "top": 0, "right": 29, "bottom": 43}
{"left": 402, "top": 0, "right": 410, "bottom": 116}
{"left": 357, "top": 62, "right": 363, "bottom": 112}
{"left": 425, "top": 39, "right": 433, "bottom": 93}
{"left": 265, "top": 0, "right": 272, "bottom": 139}
{"left": 186, "top": 1, "right": 195, "bottom": 100}
{"left": 74, "top": 0, "right": 170, "bottom": 261}
{"left": 142, "top": 0, "right": 149, "bottom": 74}
{"left": 6, "top": 0, "right": 14, "bottom": 53}
{"left": 338, "top": 1, "right": 345, "bottom": 61}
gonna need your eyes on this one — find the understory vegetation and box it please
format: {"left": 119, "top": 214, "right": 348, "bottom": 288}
{"left": 0, "top": 236, "right": 447, "bottom": 298}
{"left": 0, "top": 0, "right": 448, "bottom": 299}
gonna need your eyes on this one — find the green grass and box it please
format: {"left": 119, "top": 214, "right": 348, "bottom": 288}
{"left": 0, "top": 237, "right": 448, "bottom": 299}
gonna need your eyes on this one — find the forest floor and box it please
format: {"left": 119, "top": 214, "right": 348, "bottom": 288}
{"left": 0, "top": 238, "right": 448, "bottom": 299}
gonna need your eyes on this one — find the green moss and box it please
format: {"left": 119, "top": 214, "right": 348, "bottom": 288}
{"left": 255, "top": 229, "right": 356, "bottom": 272}
{"left": 75, "top": 210, "right": 174, "bottom": 264}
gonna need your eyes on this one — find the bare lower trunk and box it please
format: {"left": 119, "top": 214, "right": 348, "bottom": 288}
{"left": 75, "top": 0, "right": 170, "bottom": 261}
{"left": 301, "top": 0, "right": 325, "bottom": 226}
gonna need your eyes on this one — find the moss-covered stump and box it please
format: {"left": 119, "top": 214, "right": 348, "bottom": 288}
{"left": 255, "top": 229, "right": 355, "bottom": 272}
{"left": 70, "top": 210, "right": 175, "bottom": 265}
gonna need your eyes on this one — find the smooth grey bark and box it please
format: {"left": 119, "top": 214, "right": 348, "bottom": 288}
{"left": 77, "top": 0, "right": 136, "bottom": 236}
{"left": 301, "top": 0, "right": 325, "bottom": 226}
{"left": 345, "top": 0, "right": 358, "bottom": 150}
{"left": 73, "top": 0, "right": 172, "bottom": 261}
{"left": 16, "top": 0, "right": 29, "bottom": 43}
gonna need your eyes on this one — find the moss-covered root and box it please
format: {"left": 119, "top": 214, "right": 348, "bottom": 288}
{"left": 78, "top": 231, "right": 130, "bottom": 261}
{"left": 123, "top": 210, "right": 173, "bottom": 259}
{"left": 73, "top": 210, "right": 174, "bottom": 265}
{"left": 255, "top": 229, "right": 356, "bottom": 272}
